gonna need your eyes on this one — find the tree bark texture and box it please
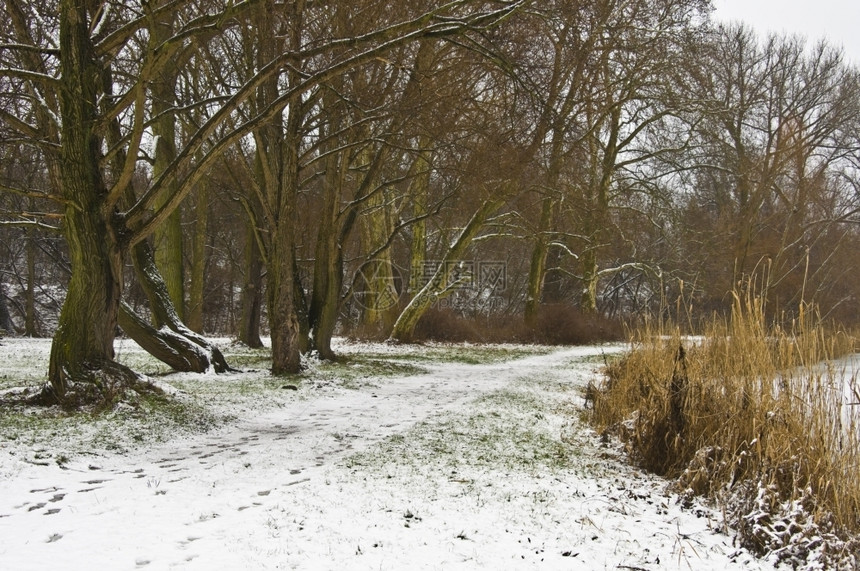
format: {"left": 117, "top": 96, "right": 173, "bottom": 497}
{"left": 48, "top": 0, "right": 133, "bottom": 402}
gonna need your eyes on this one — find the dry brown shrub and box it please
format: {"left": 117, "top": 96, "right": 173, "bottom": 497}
{"left": 407, "top": 305, "right": 624, "bottom": 345}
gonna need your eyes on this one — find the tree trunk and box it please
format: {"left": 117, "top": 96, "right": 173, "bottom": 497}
{"left": 187, "top": 181, "right": 209, "bottom": 333}
{"left": 407, "top": 145, "right": 431, "bottom": 299}
{"left": 238, "top": 216, "right": 264, "bottom": 348}
{"left": 118, "top": 302, "right": 211, "bottom": 372}
{"left": 580, "top": 104, "right": 618, "bottom": 314}
{"left": 294, "top": 257, "right": 310, "bottom": 353}
{"left": 390, "top": 197, "right": 504, "bottom": 342}
{"left": 25, "top": 217, "right": 38, "bottom": 336}
{"left": 308, "top": 212, "right": 343, "bottom": 361}
{"left": 308, "top": 108, "right": 347, "bottom": 360}
{"left": 266, "top": 57, "right": 302, "bottom": 374}
{"left": 580, "top": 248, "right": 599, "bottom": 312}
{"left": 48, "top": 0, "right": 137, "bottom": 403}
{"left": 268, "top": 222, "right": 301, "bottom": 374}
{"left": 524, "top": 196, "right": 555, "bottom": 326}
{"left": 129, "top": 240, "right": 230, "bottom": 372}
{"left": 358, "top": 186, "right": 399, "bottom": 336}
{"left": 150, "top": 2, "right": 185, "bottom": 321}
{"left": 0, "top": 281, "right": 13, "bottom": 334}
{"left": 153, "top": 209, "right": 185, "bottom": 321}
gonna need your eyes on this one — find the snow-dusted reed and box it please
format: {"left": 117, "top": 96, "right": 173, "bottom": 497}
{"left": 592, "top": 297, "right": 860, "bottom": 569}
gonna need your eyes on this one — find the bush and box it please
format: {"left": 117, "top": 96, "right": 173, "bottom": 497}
{"left": 407, "top": 304, "right": 624, "bottom": 345}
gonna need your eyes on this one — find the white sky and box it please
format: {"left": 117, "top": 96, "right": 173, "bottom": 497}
{"left": 712, "top": 0, "right": 860, "bottom": 64}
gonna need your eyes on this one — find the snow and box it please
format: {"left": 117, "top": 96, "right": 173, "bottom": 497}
{"left": 0, "top": 338, "right": 770, "bottom": 570}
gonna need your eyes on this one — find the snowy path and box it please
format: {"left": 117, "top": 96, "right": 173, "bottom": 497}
{"left": 0, "top": 346, "right": 768, "bottom": 570}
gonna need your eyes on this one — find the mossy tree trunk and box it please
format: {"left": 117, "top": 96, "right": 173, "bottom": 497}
{"left": 358, "top": 186, "right": 399, "bottom": 336}
{"left": 390, "top": 197, "right": 504, "bottom": 342}
{"left": 48, "top": 0, "right": 136, "bottom": 401}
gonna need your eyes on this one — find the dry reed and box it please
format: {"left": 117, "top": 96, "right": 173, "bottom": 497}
{"left": 591, "top": 288, "right": 860, "bottom": 565}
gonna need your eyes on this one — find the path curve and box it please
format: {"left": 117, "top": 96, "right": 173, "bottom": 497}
{"left": 0, "top": 346, "right": 609, "bottom": 570}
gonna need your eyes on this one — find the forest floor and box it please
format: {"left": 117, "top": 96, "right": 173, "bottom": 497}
{"left": 0, "top": 337, "right": 773, "bottom": 570}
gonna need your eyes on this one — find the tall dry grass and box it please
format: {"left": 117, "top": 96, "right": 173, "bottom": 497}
{"left": 592, "top": 289, "right": 860, "bottom": 563}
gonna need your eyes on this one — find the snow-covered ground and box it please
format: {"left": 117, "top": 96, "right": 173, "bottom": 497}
{"left": 0, "top": 338, "right": 770, "bottom": 570}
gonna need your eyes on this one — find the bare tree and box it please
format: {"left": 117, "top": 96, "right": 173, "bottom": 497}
{"left": 676, "top": 24, "right": 860, "bottom": 317}
{"left": 0, "top": 0, "right": 527, "bottom": 403}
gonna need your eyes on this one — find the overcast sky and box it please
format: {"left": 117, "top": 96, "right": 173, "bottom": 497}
{"left": 712, "top": 0, "right": 860, "bottom": 64}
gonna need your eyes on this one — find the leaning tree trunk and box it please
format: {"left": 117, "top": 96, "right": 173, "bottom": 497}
{"left": 390, "top": 197, "right": 504, "bottom": 342}
{"left": 118, "top": 302, "right": 212, "bottom": 372}
{"left": 128, "top": 240, "right": 230, "bottom": 372}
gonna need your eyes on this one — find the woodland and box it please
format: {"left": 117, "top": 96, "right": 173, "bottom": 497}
{"left": 2, "top": 0, "right": 860, "bottom": 406}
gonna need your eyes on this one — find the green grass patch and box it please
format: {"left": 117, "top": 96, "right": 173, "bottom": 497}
{"left": 0, "top": 338, "right": 549, "bottom": 463}
{"left": 349, "top": 344, "right": 553, "bottom": 366}
{"left": 346, "top": 378, "right": 581, "bottom": 477}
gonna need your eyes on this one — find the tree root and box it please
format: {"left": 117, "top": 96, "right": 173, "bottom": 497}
{"left": 24, "top": 359, "right": 165, "bottom": 411}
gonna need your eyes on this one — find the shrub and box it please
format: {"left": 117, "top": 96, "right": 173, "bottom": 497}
{"left": 407, "top": 305, "right": 625, "bottom": 345}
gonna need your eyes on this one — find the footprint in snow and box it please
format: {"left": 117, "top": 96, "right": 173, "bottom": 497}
{"left": 178, "top": 535, "right": 201, "bottom": 547}
{"left": 30, "top": 486, "right": 62, "bottom": 494}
